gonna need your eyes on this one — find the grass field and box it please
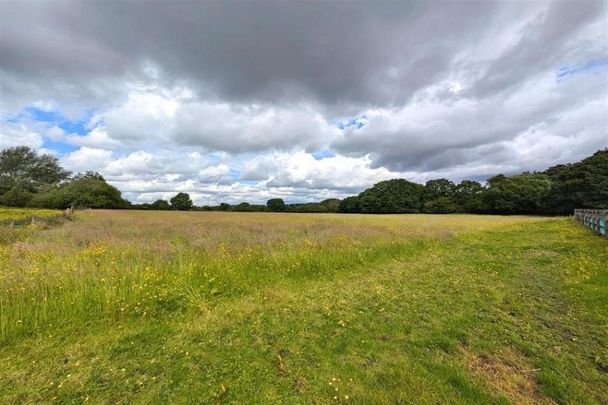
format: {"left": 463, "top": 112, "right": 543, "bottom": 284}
{"left": 0, "top": 207, "right": 64, "bottom": 224}
{"left": 1, "top": 210, "right": 606, "bottom": 403}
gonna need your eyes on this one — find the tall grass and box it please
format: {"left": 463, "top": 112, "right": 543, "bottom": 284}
{"left": 0, "top": 207, "right": 64, "bottom": 224}
{"left": 1, "top": 211, "right": 607, "bottom": 403}
{"left": 1, "top": 211, "right": 544, "bottom": 343}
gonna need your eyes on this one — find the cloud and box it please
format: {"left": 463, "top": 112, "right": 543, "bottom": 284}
{"left": 0, "top": 120, "right": 44, "bottom": 149}
{"left": 62, "top": 147, "right": 114, "bottom": 173}
{"left": 69, "top": 83, "right": 340, "bottom": 154}
{"left": 1, "top": 0, "right": 606, "bottom": 203}
{"left": 7, "top": 1, "right": 598, "bottom": 109}
{"left": 332, "top": 62, "right": 607, "bottom": 173}
{"left": 242, "top": 152, "right": 396, "bottom": 192}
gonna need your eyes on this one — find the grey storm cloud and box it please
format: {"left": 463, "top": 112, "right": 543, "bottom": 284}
{"left": 0, "top": 0, "right": 559, "bottom": 108}
{"left": 0, "top": 0, "right": 606, "bottom": 202}
{"left": 1, "top": 1, "right": 605, "bottom": 110}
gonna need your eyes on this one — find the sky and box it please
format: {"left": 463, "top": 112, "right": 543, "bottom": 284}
{"left": 0, "top": 0, "right": 607, "bottom": 205}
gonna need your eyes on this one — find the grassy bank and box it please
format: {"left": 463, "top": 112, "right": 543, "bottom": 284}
{"left": 0, "top": 211, "right": 606, "bottom": 403}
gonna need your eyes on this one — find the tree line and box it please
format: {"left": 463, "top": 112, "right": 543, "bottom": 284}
{"left": 339, "top": 149, "right": 607, "bottom": 215}
{"left": 1, "top": 146, "right": 606, "bottom": 215}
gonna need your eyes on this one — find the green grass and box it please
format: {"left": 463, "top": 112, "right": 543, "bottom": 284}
{"left": 0, "top": 211, "right": 606, "bottom": 403}
{"left": 0, "top": 207, "right": 64, "bottom": 224}
{"left": 0, "top": 208, "right": 68, "bottom": 245}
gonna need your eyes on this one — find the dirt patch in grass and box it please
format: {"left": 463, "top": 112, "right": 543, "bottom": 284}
{"left": 463, "top": 347, "right": 555, "bottom": 404}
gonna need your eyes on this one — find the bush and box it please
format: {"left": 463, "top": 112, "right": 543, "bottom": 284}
{"left": 31, "top": 175, "right": 128, "bottom": 209}
{"left": 0, "top": 186, "right": 33, "bottom": 207}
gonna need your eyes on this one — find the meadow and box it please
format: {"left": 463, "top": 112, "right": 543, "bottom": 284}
{"left": 0, "top": 210, "right": 606, "bottom": 403}
{"left": 0, "top": 207, "right": 64, "bottom": 225}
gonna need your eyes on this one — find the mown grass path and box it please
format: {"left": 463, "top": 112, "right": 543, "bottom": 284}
{"left": 0, "top": 212, "right": 606, "bottom": 403}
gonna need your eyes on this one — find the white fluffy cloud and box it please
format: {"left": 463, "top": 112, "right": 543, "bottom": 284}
{"left": 242, "top": 152, "right": 396, "bottom": 191}
{"left": 62, "top": 147, "right": 114, "bottom": 173}
{"left": 88, "top": 84, "right": 341, "bottom": 154}
{"left": 59, "top": 146, "right": 395, "bottom": 204}
{"left": 0, "top": 121, "right": 44, "bottom": 149}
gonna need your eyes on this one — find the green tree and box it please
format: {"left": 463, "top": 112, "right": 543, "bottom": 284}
{"left": 0, "top": 146, "right": 70, "bottom": 194}
{"left": 170, "top": 193, "right": 193, "bottom": 211}
{"left": 0, "top": 185, "right": 33, "bottom": 207}
{"left": 483, "top": 172, "right": 551, "bottom": 214}
{"left": 150, "top": 199, "right": 171, "bottom": 210}
{"left": 267, "top": 198, "right": 286, "bottom": 212}
{"left": 359, "top": 179, "right": 424, "bottom": 213}
{"left": 423, "top": 196, "right": 459, "bottom": 214}
{"left": 424, "top": 179, "right": 456, "bottom": 200}
{"left": 73, "top": 171, "right": 105, "bottom": 181}
{"left": 544, "top": 149, "right": 608, "bottom": 214}
{"left": 423, "top": 179, "right": 457, "bottom": 213}
{"left": 320, "top": 198, "right": 341, "bottom": 213}
{"left": 233, "top": 202, "right": 255, "bottom": 212}
{"left": 339, "top": 196, "right": 361, "bottom": 213}
{"left": 31, "top": 173, "right": 128, "bottom": 209}
{"left": 453, "top": 180, "right": 484, "bottom": 212}
{"left": 286, "top": 203, "right": 328, "bottom": 213}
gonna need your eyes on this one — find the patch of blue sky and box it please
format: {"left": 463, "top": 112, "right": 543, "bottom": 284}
{"left": 336, "top": 115, "right": 366, "bottom": 130}
{"left": 42, "top": 138, "right": 78, "bottom": 154}
{"left": 228, "top": 167, "right": 241, "bottom": 179}
{"left": 24, "top": 107, "right": 93, "bottom": 135}
{"left": 556, "top": 57, "right": 608, "bottom": 82}
{"left": 313, "top": 149, "right": 336, "bottom": 160}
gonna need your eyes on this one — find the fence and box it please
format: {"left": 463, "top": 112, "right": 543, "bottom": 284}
{"left": 574, "top": 209, "right": 607, "bottom": 237}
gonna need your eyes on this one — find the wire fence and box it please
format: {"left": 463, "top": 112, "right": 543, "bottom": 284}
{"left": 574, "top": 209, "right": 607, "bottom": 237}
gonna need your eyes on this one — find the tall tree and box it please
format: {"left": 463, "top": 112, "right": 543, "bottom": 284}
{"left": 0, "top": 146, "right": 70, "bottom": 194}
{"left": 339, "top": 196, "right": 361, "bottom": 213}
{"left": 424, "top": 179, "right": 456, "bottom": 200}
{"left": 453, "top": 180, "right": 484, "bottom": 212}
{"left": 267, "top": 198, "right": 286, "bottom": 212}
{"left": 544, "top": 149, "right": 608, "bottom": 214}
{"left": 423, "top": 179, "right": 458, "bottom": 213}
{"left": 359, "top": 179, "right": 424, "bottom": 213}
{"left": 483, "top": 173, "right": 551, "bottom": 214}
{"left": 320, "top": 198, "right": 341, "bottom": 213}
{"left": 170, "top": 193, "right": 194, "bottom": 211}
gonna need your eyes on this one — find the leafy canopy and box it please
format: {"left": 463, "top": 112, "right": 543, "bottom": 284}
{"left": 0, "top": 146, "right": 70, "bottom": 193}
{"left": 267, "top": 198, "right": 286, "bottom": 212}
{"left": 30, "top": 172, "right": 128, "bottom": 209}
{"left": 170, "top": 193, "right": 193, "bottom": 211}
{"left": 359, "top": 179, "right": 424, "bottom": 213}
